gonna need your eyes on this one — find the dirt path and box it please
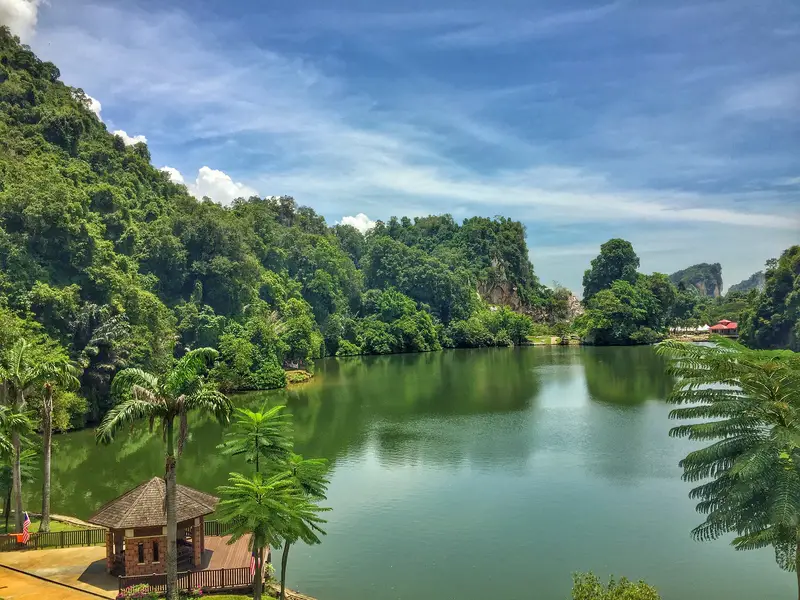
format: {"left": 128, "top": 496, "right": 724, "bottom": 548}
{"left": 0, "top": 565, "right": 102, "bottom": 599}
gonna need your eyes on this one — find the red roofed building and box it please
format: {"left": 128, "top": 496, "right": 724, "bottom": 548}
{"left": 709, "top": 319, "right": 738, "bottom": 336}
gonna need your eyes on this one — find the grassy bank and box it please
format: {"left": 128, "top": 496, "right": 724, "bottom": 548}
{"left": 0, "top": 512, "right": 85, "bottom": 535}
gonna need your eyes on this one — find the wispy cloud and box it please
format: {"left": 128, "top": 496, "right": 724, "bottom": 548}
{"left": 723, "top": 74, "right": 800, "bottom": 117}
{"left": 26, "top": 0, "right": 800, "bottom": 291}
{"left": 431, "top": 2, "right": 624, "bottom": 47}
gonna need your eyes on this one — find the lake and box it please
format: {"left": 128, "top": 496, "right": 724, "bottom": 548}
{"left": 29, "top": 346, "right": 794, "bottom": 599}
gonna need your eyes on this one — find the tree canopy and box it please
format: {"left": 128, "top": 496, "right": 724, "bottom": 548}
{"left": 582, "top": 238, "right": 640, "bottom": 301}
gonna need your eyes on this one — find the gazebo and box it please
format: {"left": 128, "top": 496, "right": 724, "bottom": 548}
{"left": 88, "top": 477, "right": 218, "bottom": 577}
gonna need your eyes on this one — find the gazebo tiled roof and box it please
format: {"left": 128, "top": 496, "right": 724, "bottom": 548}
{"left": 88, "top": 477, "right": 219, "bottom": 529}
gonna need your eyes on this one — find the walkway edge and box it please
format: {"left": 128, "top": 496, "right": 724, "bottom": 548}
{"left": 0, "top": 563, "right": 111, "bottom": 599}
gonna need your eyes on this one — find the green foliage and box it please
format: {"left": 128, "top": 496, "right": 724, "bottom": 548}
{"left": 570, "top": 572, "right": 660, "bottom": 600}
{"left": 740, "top": 246, "right": 800, "bottom": 351}
{"left": 656, "top": 340, "right": 800, "bottom": 582}
{"left": 669, "top": 262, "right": 722, "bottom": 297}
{"left": 576, "top": 279, "right": 663, "bottom": 346}
{"left": 582, "top": 239, "right": 639, "bottom": 301}
{"left": 215, "top": 406, "right": 329, "bottom": 600}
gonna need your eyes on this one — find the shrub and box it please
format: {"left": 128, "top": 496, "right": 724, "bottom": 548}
{"left": 336, "top": 339, "right": 362, "bottom": 356}
{"left": 116, "top": 584, "right": 159, "bottom": 600}
{"left": 571, "top": 572, "right": 660, "bottom": 600}
{"left": 251, "top": 359, "right": 287, "bottom": 389}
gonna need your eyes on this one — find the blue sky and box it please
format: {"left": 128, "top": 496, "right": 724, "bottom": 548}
{"left": 3, "top": 0, "right": 799, "bottom": 293}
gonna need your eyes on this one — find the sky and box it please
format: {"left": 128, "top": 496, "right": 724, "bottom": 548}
{"left": 2, "top": 0, "right": 799, "bottom": 293}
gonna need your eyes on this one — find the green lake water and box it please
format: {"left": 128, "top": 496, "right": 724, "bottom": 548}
{"left": 30, "top": 346, "right": 794, "bottom": 599}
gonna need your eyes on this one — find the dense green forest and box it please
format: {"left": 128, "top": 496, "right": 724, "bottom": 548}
{"left": 0, "top": 28, "right": 571, "bottom": 427}
{"left": 669, "top": 263, "right": 723, "bottom": 297}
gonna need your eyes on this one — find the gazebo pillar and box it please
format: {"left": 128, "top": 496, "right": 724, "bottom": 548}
{"left": 105, "top": 530, "right": 114, "bottom": 574}
{"left": 192, "top": 517, "right": 203, "bottom": 566}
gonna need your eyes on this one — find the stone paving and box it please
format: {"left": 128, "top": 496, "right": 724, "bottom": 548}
{"left": 0, "top": 547, "right": 116, "bottom": 599}
{"left": 0, "top": 565, "right": 102, "bottom": 599}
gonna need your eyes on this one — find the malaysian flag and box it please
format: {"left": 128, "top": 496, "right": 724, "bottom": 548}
{"left": 21, "top": 512, "right": 31, "bottom": 544}
{"left": 249, "top": 548, "right": 257, "bottom": 577}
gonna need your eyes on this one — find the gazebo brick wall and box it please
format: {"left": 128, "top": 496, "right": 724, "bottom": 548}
{"left": 124, "top": 534, "right": 167, "bottom": 576}
{"left": 105, "top": 531, "right": 114, "bottom": 573}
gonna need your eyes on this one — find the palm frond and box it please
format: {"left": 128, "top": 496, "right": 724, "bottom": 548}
{"left": 96, "top": 397, "right": 161, "bottom": 444}
{"left": 184, "top": 386, "right": 232, "bottom": 425}
{"left": 110, "top": 368, "right": 159, "bottom": 398}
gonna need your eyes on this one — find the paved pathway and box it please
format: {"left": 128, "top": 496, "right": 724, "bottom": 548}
{"left": 0, "top": 565, "right": 100, "bottom": 599}
{"left": 0, "top": 547, "right": 116, "bottom": 598}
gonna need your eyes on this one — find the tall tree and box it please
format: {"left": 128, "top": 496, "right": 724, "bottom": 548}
{"left": 657, "top": 339, "right": 800, "bottom": 599}
{"left": 217, "top": 405, "right": 293, "bottom": 473}
{"left": 0, "top": 339, "right": 70, "bottom": 533}
{"left": 582, "top": 238, "right": 640, "bottom": 302}
{"left": 39, "top": 362, "right": 81, "bottom": 533}
{"left": 216, "top": 471, "right": 313, "bottom": 600}
{"left": 278, "top": 454, "right": 330, "bottom": 600}
{"left": 96, "top": 348, "right": 232, "bottom": 600}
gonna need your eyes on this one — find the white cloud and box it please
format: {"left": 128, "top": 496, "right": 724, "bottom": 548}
{"left": 339, "top": 213, "right": 375, "bottom": 233}
{"left": 0, "top": 0, "right": 42, "bottom": 42}
{"left": 160, "top": 166, "right": 257, "bottom": 205}
{"left": 86, "top": 95, "right": 102, "bottom": 120}
{"left": 160, "top": 166, "right": 184, "bottom": 185}
{"left": 113, "top": 129, "right": 147, "bottom": 145}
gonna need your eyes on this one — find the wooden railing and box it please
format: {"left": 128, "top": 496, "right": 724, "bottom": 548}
{"left": 203, "top": 519, "right": 233, "bottom": 537}
{"left": 0, "top": 527, "right": 105, "bottom": 552}
{"left": 119, "top": 567, "right": 253, "bottom": 593}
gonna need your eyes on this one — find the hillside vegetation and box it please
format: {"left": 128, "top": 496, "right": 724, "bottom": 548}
{"left": 669, "top": 263, "right": 723, "bottom": 297}
{"left": 728, "top": 271, "right": 765, "bottom": 294}
{"left": 0, "top": 28, "right": 570, "bottom": 426}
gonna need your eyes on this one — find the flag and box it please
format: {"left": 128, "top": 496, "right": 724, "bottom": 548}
{"left": 249, "top": 548, "right": 257, "bottom": 577}
{"left": 21, "top": 512, "right": 31, "bottom": 544}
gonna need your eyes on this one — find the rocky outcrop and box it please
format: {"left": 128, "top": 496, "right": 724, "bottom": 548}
{"left": 477, "top": 281, "right": 582, "bottom": 322}
{"left": 669, "top": 263, "right": 723, "bottom": 298}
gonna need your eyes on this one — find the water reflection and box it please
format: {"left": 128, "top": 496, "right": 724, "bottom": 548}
{"left": 583, "top": 346, "right": 673, "bottom": 406}
{"left": 36, "top": 346, "right": 672, "bottom": 518}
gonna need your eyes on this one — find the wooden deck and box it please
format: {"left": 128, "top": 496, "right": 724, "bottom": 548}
{"left": 199, "top": 534, "right": 267, "bottom": 571}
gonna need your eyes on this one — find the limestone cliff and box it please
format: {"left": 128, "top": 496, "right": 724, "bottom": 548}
{"left": 669, "top": 263, "right": 723, "bottom": 297}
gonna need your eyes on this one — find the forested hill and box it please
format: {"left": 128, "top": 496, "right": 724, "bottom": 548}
{"left": 728, "top": 271, "right": 765, "bottom": 294}
{"left": 669, "top": 263, "right": 723, "bottom": 297}
{"left": 0, "top": 28, "right": 568, "bottom": 424}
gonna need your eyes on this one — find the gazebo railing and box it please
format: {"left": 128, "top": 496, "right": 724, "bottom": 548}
{"left": 119, "top": 567, "right": 252, "bottom": 593}
{"left": 203, "top": 519, "right": 234, "bottom": 537}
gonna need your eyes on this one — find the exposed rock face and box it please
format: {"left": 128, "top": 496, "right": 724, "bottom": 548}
{"left": 478, "top": 280, "right": 524, "bottom": 312}
{"left": 669, "top": 263, "right": 723, "bottom": 298}
{"left": 565, "top": 292, "right": 584, "bottom": 319}
{"left": 476, "top": 281, "right": 582, "bottom": 322}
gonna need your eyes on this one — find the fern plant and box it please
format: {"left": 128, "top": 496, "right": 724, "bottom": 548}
{"left": 657, "top": 338, "right": 800, "bottom": 590}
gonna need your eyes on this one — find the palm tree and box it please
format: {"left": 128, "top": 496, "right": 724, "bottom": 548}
{"left": 0, "top": 339, "right": 75, "bottom": 533}
{"left": 40, "top": 362, "right": 81, "bottom": 533}
{"left": 0, "top": 407, "right": 34, "bottom": 533}
{"left": 96, "top": 348, "right": 232, "bottom": 600}
{"left": 216, "top": 471, "right": 321, "bottom": 600}
{"left": 278, "top": 453, "right": 330, "bottom": 600}
{"left": 657, "top": 339, "right": 800, "bottom": 599}
{"left": 217, "top": 405, "right": 293, "bottom": 473}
